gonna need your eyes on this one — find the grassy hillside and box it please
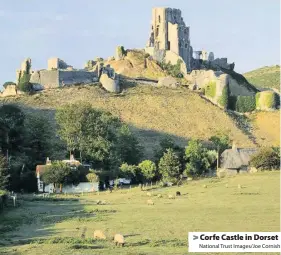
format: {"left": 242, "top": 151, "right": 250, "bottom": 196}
{"left": 249, "top": 111, "right": 280, "bottom": 147}
{"left": 0, "top": 85, "right": 257, "bottom": 158}
{"left": 0, "top": 171, "right": 279, "bottom": 255}
{"left": 244, "top": 65, "right": 280, "bottom": 90}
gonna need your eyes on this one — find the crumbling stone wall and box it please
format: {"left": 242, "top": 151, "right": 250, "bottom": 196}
{"left": 58, "top": 70, "right": 97, "bottom": 86}
{"left": 30, "top": 70, "right": 59, "bottom": 89}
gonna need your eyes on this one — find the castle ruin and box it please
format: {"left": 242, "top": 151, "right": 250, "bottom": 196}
{"left": 145, "top": 7, "right": 233, "bottom": 73}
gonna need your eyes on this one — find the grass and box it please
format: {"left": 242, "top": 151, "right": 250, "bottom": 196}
{"left": 244, "top": 65, "right": 280, "bottom": 90}
{"left": 0, "top": 171, "right": 279, "bottom": 255}
{"left": 249, "top": 111, "right": 280, "bottom": 146}
{"left": 1, "top": 85, "right": 258, "bottom": 159}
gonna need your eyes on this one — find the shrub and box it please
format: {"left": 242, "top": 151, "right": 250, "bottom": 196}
{"left": 235, "top": 95, "right": 256, "bottom": 112}
{"left": 138, "top": 160, "right": 157, "bottom": 182}
{"left": 256, "top": 91, "right": 279, "bottom": 110}
{"left": 218, "top": 84, "right": 229, "bottom": 108}
{"left": 159, "top": 60, "right": 183, "bottom": 78}
{"left": 228, "top": 96, "right": 237, "bottom": 110}
{"left": 18, "top": 72, "right": 32, "bottom": 92}
{"left": 204, "top": 81, "right": 216, "bottom": 98}
{"left": 250, "top": 147, "right": 280, "bottom": 170}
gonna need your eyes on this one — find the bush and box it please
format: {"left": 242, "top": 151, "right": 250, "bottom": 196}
{"left": 159, "top": 60, "right": 183, "bottom": 78}
{"left": 204, "top": 81, "right": 216, "bottom": 98}
{"left": 229, "top": 95, "right": 256, "bottom": 112}
{"left": 256, "top": 91, "right": 279, "bottom": 110}
{"left": 138, "top": 160, "right": 157, "bottom": 182}
{"left": 250, "top": 147, "right": 280, "bottom": 170}
{"left": 218, "top": 84, "right": 229, "bottom": 108}
{"left": 236, "top": 95, "right": 256, "bottom": 112}
{"left": 18, "top": 72, "right": 32, "bottom": 92}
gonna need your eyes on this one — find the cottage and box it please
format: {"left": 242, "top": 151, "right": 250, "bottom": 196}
{"left": 219, "top": 142, "right": 258, "bottom": 175}
{"left": 36, "top": 156, "right": 98, "bottom": 193}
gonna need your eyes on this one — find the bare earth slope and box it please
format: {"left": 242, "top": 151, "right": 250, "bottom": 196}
{"left": 1, "top": 85, "right": 256, "bottom": 158}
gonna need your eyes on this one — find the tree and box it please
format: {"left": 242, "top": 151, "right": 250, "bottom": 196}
{"left": 115, "top": 125, "right": 143, "bottom": 165}
{"left": 184, "top": 139, "right": 213, "bottom": 176}
{"left": 86, "top": 169, "right": 99, "bottom": 191}
{"left": 209, "top": 133, "right": 230, "bottom": 169}
{"left": 154, "top": 137, "right": 176, "bottom": 164}
{"left": 0, "top": 104, "right": 25, "bottom": 165}
{"left": 158, "top": 149, "right": 181, "bottom": 184}
{"left": 41, "top": 161, "right": 78, "bottom": 193}
{"left": 138, "top": 160, "right": 157, "bottom": 182}
{"left": 119, "top": 163, "right": 137, "bottom": 179}
{"left": 0, "top": 155, "right": 9, "bottom": 190}
{"left": 250, "top": 147, "right": 280, "bottom": 170}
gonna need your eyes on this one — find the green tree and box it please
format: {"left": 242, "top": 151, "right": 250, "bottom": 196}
{"left": 0, "top": 155, "right": 9, "bottom": 190}
{"left": 154, "top": 137, "right": 176, "bottom": 164}
{"left": 184, "top": 139, "right": 213, "bottom": 176}
{"left": 119, "top": 163, "right": 137, "bottom": 179}
{"left": 0, "top": 104, "right": 25, "bottom": 164}
{"left": 41, "top": 161, "right": 78, "bottom": 193}
{"left": 86, "top": 169, "right": 99, "bottom": 191}
{"left": 158, "top": 148, "right": 181, "bottom": 184}
{"left": 115, "top": 125, "right": 143, "bottom": 165}
{"left": 138, "top": 160, "right": 157, "bottom": 182}
{"left": 209, "top": 133, "right": 230, "bottom": 169}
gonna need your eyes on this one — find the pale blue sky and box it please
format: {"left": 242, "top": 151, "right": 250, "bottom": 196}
{"left": 0, "top": 0, "right": 279, "bottom": 87}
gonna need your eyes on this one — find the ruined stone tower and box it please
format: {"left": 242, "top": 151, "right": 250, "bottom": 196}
{"left": 146, "top": 7, "right": 192, "bottom": 71}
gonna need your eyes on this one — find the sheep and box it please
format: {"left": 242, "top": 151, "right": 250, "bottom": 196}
{"left": 176, "top": 191, "right": 181, "bottom": 196}
{"left": 114, "top": 233, "right": 125, "bottom": 247}
{"left": 225, "top": 184, "right": 228, "bottom": 188}
{"left": 93, "top": 230, "right": 106, "bottom": 240}
{"left": 238, "top": 184, "right": 242, "bottom": 189}
{"left": 146, "top": 192, "right": 152, "bottom": 197}
{"left": 203, "top": 184, "right": 207, "bottom": 188}
{"left": 157, "top": 194, "right": 162, "bottom": 198}
{"left": 168, "top": 194, "right": 175, "bottom": 199}
{"left": 147, "top": 199, "right": 154, "bottom": 205}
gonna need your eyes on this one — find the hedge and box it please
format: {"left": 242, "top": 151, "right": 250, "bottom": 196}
{"left": 205, "top": 81, "right": 216, "bottom": 98}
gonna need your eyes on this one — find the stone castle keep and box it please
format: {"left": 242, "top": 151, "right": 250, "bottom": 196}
{"left": 145, "top": 7, "right": 232, "bottom": 73}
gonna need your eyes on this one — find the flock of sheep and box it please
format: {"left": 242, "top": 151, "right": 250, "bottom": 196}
{"left": 93, "top": 230, "right": 125, "bottom": 247}
{"left": 146, "top": 190, "right": 181, "bottom": 205}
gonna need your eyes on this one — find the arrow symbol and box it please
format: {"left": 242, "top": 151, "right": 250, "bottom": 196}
{"left": 193, "top": 235, "right": 198, "bottom": 240}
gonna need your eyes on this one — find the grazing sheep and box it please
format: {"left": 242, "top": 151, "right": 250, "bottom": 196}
{"left": 157, "top": 194, "right": 162, "bottom": 198}
{"left": 147, "top": 199, "right": 154, "bottom": 205}
{"left": 203, "top": 185, "right": 207, "bottom": 188}
{"left": 93, "top": 230, "right": 106, "bottom": 240}
{"left": 146, "top": 192, "right": 152, "bottom": 197}
{"left": 238, "top": 184, "right": 242, "bottom": 189}
{"left": 114, "top": 233, "right": 125, "bottom": 247}
{"left": 176, "top": 191, "right": 181, "bottom": 196}
{"left": 168, "top": 194, "right": 175, "bottom": 199}
{"left": 225, "top": 184, "right": 228, "bottom": 188}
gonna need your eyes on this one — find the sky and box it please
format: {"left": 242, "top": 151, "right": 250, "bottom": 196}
{"left": 0, "top": 0, "right": 279, "bottom": 88}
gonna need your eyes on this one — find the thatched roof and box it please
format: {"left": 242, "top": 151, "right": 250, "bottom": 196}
{"left": 220, "top": 148, "right": 258, "bottom": 169}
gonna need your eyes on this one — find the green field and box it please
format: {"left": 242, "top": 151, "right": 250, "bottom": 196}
{"left": 0, "top": 171, "right": 279, "bottom": 255}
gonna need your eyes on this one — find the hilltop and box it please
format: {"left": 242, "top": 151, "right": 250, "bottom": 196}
{"left": 1, "top": 84, "right": 279, "bottom": 159}
{"left": 244, "top": 65, "right": 280, "bottom": 91}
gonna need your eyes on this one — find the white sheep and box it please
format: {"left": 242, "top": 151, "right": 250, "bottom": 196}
{"left": 114, "top": 233, "right": 125, "bottom": 247}
{"left": 146, "top": 192, "right": 152, "bottom": 197}
{"left": 168, "top": 194, "right": 175, "bottom": 199}
{"left": 93, "top": 230, "right": 106, "bottom": 240}
{"left": 147, "top": 199, "right": 154, "bottom": 205}
{"left": 157, "top": 194, "right": 162, "bottom": 198}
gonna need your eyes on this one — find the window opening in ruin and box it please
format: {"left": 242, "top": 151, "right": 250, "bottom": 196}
{"left": 167, "top": 41, "right": 170, "bottom": 50}
{"left": 158, "top": 15, "right": 161, "bottom": 23}
{"left": 156, "top": 26, "right": 159, "bottom": 37}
